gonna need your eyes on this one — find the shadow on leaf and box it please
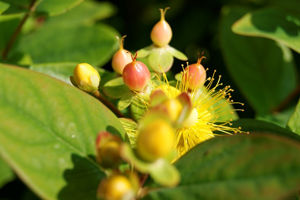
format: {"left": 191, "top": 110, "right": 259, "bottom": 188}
{"left": 58, "top": 154, "right": 105, "bottom": 200}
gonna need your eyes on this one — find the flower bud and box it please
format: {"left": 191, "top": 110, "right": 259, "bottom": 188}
{"left": 137, "top": 119, "right": 175, "bottom": 162}
{"left": 95, "top": 131, "right": 122, "bottom": 169}
{"left": 183, "top": 57, "right": 206, "bottom": 90}
{"left": 97, "top": 174, "right": 134, "bottom": 200}
{"left": 152, "top": 98, "right": 183, "bottom": 123}
{"left": 151, "top": 8, "right": 172, "bottom": 47}
{"left": 149, "top": 89, "right": 168, "bottom": 107}
{"left": 122, "top": 54, "right": 150, "bottom": 92}
{"left": 71, "top": 63, "right": 100, "bottom": 93}
{"left": 112, "top": 36, "right": 132, "bottom": 74}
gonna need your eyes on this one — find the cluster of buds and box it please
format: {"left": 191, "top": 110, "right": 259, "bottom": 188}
{"left": 95, "top": 131, "right": 139, "bottom": 200}
{"left": 67, "top": 5, "right": 239, "bottom": 200}
{"left": 110, "top": 35, "right": 151, "bottom": 93}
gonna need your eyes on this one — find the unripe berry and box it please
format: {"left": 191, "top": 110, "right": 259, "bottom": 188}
{"left": 137, "top": 119, "right": 175, "bottom": 162}
{"left": 72, "top": 63, "right": 100, "bottom": 93}
{"left": 122, "top": 54, "right": 150, "bottom": 92}
{"left": 96, "top": 131, "right": 122, "bottom": 169}
{"left": 151, "top": 8, "right": 172, "bottom": 47}
{"left": 183, "top": 57, "right": 206, "bottom": 90}
{"left": 97, "top": 174, "right": 134, "bottom": 200}
{"left": 112, "top": 36, "right": 132, "bottom": 74}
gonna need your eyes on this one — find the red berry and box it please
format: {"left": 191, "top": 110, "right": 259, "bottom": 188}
{"left": 183, "top": 57, "right": 206, "bottom": 90}
{"left": 122, "top": 55, "right": 150, "bottom": 92}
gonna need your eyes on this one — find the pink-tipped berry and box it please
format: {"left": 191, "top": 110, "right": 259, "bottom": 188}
{"left": 183, "top": 57, "right": 207, "bottom": 90}
{"left": 122, "top": 54, "right": 150, "bottom": 92}
{"left": 112, "top": 35, "right": 132, "bottom": 74}
{"left": 151, "top": 7, "right": 172, "bottom": 47}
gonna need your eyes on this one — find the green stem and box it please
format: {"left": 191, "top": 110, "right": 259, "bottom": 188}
{"left": 2, "top": 0, "right": 37, "bottom": 60}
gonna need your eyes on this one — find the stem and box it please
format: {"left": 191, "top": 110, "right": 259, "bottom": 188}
{"left": 2, "top": 0, "right": 37, "bottom": 60}
{"left": 140, "top": 174, "right": 149, "bottom": 187}
{"left": 272, "top": 84, "right": 300, "bottom": 113}
{"left": 136, "top": 174, "right": 149, "bottom": 199}
{"left": 93, "top": 90, "right": 125, "bottom": 118}
{"left": 119, "top": 35, "right": 126, "bottom": 50}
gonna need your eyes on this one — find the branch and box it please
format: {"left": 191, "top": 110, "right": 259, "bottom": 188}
{"left": 2, "top": 0, "right": 37, "bottom": 60}
{"left": 272, "top": 84, "right": 300, "bottom": 113}
{"left": 93, "top": 90, "right": 125, "bottom": 118}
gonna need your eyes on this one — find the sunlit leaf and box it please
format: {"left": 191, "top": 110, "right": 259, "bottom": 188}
{"left": 0, "top": 64, "right": 125, "bottom": 200}
{"left": 220, "top": 6, "right": 297, "bottom": 115}
{"left": 232, "top": 8, "right": 300, "bottom": 53}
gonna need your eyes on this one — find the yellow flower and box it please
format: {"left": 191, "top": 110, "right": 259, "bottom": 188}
{"left": 153, "top": 71, "right": 243, "bottom": 159}
{"left": 123, "top": 70, "right": 243, "bottom": 161}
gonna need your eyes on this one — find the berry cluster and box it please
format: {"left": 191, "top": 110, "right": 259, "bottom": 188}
{"left": 70, "top": 7, "right": 243, "bottom": 200}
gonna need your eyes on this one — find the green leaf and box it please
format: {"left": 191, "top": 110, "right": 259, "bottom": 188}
{"left": 36, "top": 0, "right": 84, "bottom": 16}
{"left": 148, "top": 48, "right": 174, "bottom": 73}
{"left": 232, "top": 8, "right": 300, "bottom": 53}
{"left": 220, "top": 6, "right": 297, "bottom": 115}
{"left": 146, "top": 132, "right": 300, "bottom": 199}
{"left": 14, "top": 23, "right": 119, "bottom": 66}
{"left": 256, "top": 107, "right": 295, "bottom": 128}
{"left": 267, "top": 0, "right": 300, "bottom": 14}
{"left": 0, "top": 64, "right": 125, "bottom": 200}
{"left": 30, "top": 62, "right": 78, "bottom": 84}
{"left": 166, "top": 46, "right": 188, "bottom": 61}
{"left": 29, "top": 63, "right": 109, "bottom": 86}
{"left": 0, "top": 13, "right": 22, "bottom": 51}
{"left": 121, "top": 144, "right": 180, "bottom": 187}
{"left": 0, "top": 157, "right": 14, "bottom": 188}
{"left": 119, "top": 118, "right": 138, "bottom": 147}
{"left": 103, "top": 77, "right": 132, "bottom": 99}
{"left": 231, "top": 119, "right": 300, "bottom": 141}
{"left": 44, "top": 0, "right": 116, "bottom": 28}
{"left": 288, "top": 99, "right": 300, "bottom": 135}
{"left": 117, "top": 94, "right": 134, "bottom": 111}
{"left": 131, "top": 95, "right": 148, "bottom": 121}
{"left": 137, "top": 46, "right": 152, "bottom": 58}
{"left": 0, "top": 1, "right": 9, "bottom": 14}
{"left": 2, "top": 0, "right": 84, "bottom": 16}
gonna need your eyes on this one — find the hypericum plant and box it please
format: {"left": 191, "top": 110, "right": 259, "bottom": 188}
{"left": 70, "top": 25, "right": 245, "bottom": 199}
{"left": 1, "top": 1, "right": 300, "bottom": 200}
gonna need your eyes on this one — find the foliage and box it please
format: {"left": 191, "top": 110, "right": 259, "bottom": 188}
{"left": 0, "top": 0, "right": 299, "bottom": 200}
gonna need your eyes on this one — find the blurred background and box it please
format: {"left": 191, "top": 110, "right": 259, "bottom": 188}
{"left": 0, "top": 0, "right": 299, "bottom": 199}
